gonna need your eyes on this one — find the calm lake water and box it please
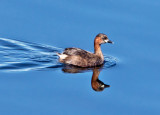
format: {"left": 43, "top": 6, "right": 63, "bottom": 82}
{"left": 0, "top": 0, "right": 160, "bottom": 115}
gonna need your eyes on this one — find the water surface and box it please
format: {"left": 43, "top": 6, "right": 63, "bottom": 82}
{"left": 0, "top": 0, "right": 160, "bottom": 115}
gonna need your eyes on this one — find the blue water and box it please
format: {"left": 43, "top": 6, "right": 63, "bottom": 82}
{"left": 0, "top": 0, "right": 160, "bottom": 115}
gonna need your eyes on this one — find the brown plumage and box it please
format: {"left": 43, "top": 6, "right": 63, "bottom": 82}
{"left": 57, "top": 33, "right": 113, "bottom": 67}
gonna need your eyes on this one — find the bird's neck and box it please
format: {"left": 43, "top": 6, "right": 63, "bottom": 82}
{"left": 94, "top": 43, "right": 104, "bottom": 60}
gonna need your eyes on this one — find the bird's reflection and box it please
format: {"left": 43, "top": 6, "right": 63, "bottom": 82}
{"left": 91, "top": 68, "right": 110, "bottom": 91}
{"left": 62, "top": 65, "right": 110, "bottom": 92}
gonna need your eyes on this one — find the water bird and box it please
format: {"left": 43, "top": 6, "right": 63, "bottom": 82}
{"left": 57, "top": 33, "right": 113, "bottom": 67}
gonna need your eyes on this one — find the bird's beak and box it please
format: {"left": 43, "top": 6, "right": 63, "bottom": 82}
{"left": 108, "top": 40, "right": 114, "bottom": 44}
{"left": 104, "top": 39, "right": 114, "bottom": 44}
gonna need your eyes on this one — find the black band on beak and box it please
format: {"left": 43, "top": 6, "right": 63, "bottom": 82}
{"left": 108, "top": 40, "right": 113, "bottom": 44}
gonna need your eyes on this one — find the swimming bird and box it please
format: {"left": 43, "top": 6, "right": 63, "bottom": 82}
{"left": 57, "top": 33, "right": 113, "bottom": 67}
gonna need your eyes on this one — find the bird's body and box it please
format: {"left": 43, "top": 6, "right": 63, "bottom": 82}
{"left": 57, "top": 48, "right": 103, "bottom": 67}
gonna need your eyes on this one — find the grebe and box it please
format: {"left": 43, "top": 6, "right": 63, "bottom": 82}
{"left": 57, "top": 33, "right": 113, "bottom": 67}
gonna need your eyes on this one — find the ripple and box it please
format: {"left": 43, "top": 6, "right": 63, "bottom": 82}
{"left": 0, "top": 38, "right": 117, "bottom": 72}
